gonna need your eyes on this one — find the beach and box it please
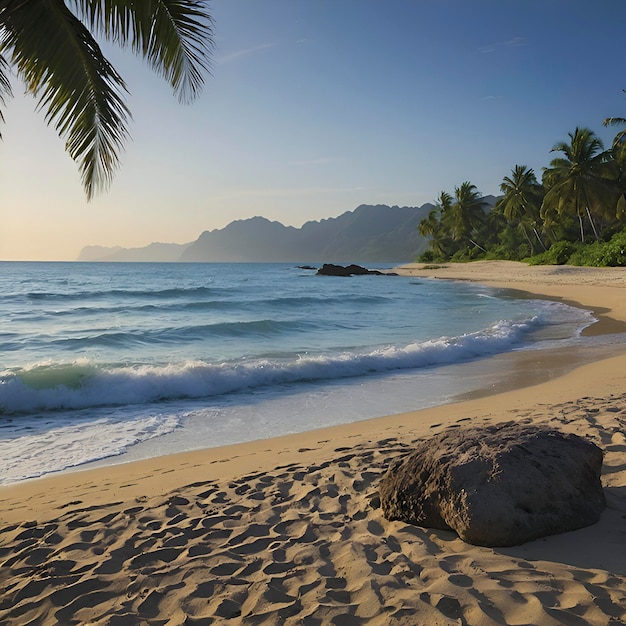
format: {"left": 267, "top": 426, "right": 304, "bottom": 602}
{"left": 1, "top": 260, "right": 625, "bottom": 625}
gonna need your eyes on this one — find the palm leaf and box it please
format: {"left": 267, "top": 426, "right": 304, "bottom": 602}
{"left": 602, "top": 117, "right": 626, "bottom": 149}
{"left": 1, "top": 0, "right": 130, "bottom": 198}
{"left": 616, "top": 193, "right": 626, "bottom": 220}
{"left": 72, "top": 0, "right": 214, "bottom": 103}
{"left": 550, "top": 141, "right": 571, "bottom": 158}
{"left": 603, "top": 116, "right": 626, "bottom": 127}
{"left": 0, "top": 53, "right": 13, "bottom": 137}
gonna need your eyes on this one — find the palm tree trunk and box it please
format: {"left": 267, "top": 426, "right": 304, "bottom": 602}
{"left": 574, "top": 186, "right": 586, "bottom": 243}
{"left": 577, "top": 209, "right": 585, "bottom": 243}
{"left": 532, "top": 227, "right": 547, "bottom": 251}
{"left": 468, "top": 238, "right": 487, "bottom": 253}
{"left": 585, "top": 206, "right": 600, "bottom": 240}
{"left": 520, "top": 224, "right": 535, "bottom": 254}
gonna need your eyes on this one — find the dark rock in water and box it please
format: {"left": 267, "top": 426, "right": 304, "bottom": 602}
{"left": 316, "top": 263, "right": 385, "bottom": 276}
{"left": 379, "top": 422, "right": 605, "bottom": 547}
{"left": 298, "top": 265, "right": 317, "bottom": 270}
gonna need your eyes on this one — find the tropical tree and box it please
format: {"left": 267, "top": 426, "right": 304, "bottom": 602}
{"left": 603, "top": 90, "right": 626, "bottom": 148}
{"left": 603, "top": 111, "right": 626, "bottom": 220}
{"left": 442, "top": 181, "right": 488, "bottom": 254}
{"left": 541, "top": 127, "right": 616, "bottom": 242}
{"left": 603, "top": 116, "right": 626, "bottom": 147}
{"left": 418, "top": 184, "right": 489, "bottom": 260}
{"left": 612, "top": 143, "right": 626, "bottom": 221}
{"left": 0, "top": 1, "right": 214, "bottom": 198}
{"left": 418, "top": 191, "right": 454, "bottom": 259}
{"left": 495, "top": 165, "right": 545, "bottom": 253}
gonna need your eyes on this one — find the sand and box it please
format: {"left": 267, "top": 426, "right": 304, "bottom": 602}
{"left": 1, "top": 261, "right": 625, "bottom": 625}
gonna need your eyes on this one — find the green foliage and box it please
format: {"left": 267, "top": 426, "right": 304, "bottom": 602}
{"left": 523, "top": 228, "right": 626, "bottom": 266}
{"left": 567, "top": 242, "right": 607, "bottom": 266}
{"left": 541, "top": 127, "right": 618, "bottom": 242}
{"left": 484, "top": 242, "right": 532, "bottom": 261}
{"left": 602, "top": 229, "right": 626, "bottom": 265}
{"left": 526, "top": 241, "right": 581, "bottom": 265}
{"left": 491, "top": 224, "right": 530, "bottom": 260}
{"left": 568, "top": 228, "right": 626, "bottom": 266}
{"left": 417, "top": 125, "right": 626, "bottom": 266}
{"left": 0, "top": 1, "right": 214, "bottom": 198}
{"left": 416, "top": 181, "right": 490, "bottom": 261}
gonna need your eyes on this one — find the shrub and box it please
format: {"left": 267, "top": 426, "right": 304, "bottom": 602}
{"left": 567, "top": 229, "right": 626, "bottom": 266}
{"left": 568, "top": 242, "right": 605, "bottom": 266}
{"left": 526, "top": 241, "right": 580, "bottom": 265}
{"left": 418, "top": 249, "right": 435, "bottom": 263}
{"left": 602, "top": 229, "right": 626, "bottom": 266}
{"left": 525, "top": 228, "right": 626, "bottom": 267}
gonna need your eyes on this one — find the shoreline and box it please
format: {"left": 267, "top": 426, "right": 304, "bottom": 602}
{"left": 1, "top": 261, "right": 625, "bottom": 624}
{"left": 395, "top": 259, "right": 626, "bottom": 334}
{"left": 3, "top": 260, "right": 618, "bottom": 484}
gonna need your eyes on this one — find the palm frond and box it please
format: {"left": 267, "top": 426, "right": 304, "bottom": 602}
{"left": 72, "top": 0, "right": 214, "bottom": 103}
{"left": 435, "top": 190, "right": 453, "bottom": 211}
{"left": 2, "top": 0, "right": 131, "bottom": 198}
{"left": 617, "top": 194, "right": 626, "bottom": 220}
{"left": 603, "top": 116, "right": 626, "bottom": 128}
{"left": 0, "top": 53, "right": 14, "bottom": 137}
{"left": 547, "top": 157, "right": 571, "bottom": 170}
{"left": 550, "top": 140, "right": 571, "bottom": 156}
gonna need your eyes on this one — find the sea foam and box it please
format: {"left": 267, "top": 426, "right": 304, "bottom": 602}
{"left": 0, "top": 318, "right": 537, "bottom": 415}
{"left": 0, "top": 412, "right": 180, "bottom": 484}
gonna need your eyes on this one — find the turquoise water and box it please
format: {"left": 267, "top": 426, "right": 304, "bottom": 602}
{"left": 0, "top": 262, "right": 597, "bottom": 482}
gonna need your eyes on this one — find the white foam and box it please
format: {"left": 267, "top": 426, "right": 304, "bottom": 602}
{"left": 0, "top": 412, "right": 180, "bottom": 484}
{"left": 0, "top": 318, "right": 538, "bottom": 414}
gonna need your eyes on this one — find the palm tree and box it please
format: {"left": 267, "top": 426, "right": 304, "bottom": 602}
{"left": 0, "top": 1, "right": 213, "bottom": 198}
{"left": 603, "top": 110, "right": 626, "bottom": 220}
{"left": 442, "top": 181, "right": 487, "bottom": 253}
{"left": 496, "top": 165, "right": 545, "bottom": 252}
{"left": 418, "top": 191, "right": 453, "bottom": 258}
{"left": 612, "top": 140, "right": 626, "bottom": 221}
{"left": 603, "top": 116, "right": 626, "bottom": 147}
{"left": 603, "top": 90, "right": 626, "bottom": 148}
{"left": 541, "top": 127, "right": 615, "bottom": 242}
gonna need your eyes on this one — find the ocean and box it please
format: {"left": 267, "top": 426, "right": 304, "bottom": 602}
{"left": 0, "top": 261, "right": 603, "bottom": 484}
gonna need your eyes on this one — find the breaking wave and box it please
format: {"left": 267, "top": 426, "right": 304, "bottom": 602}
{"left": 0, "top": 317, "right": 538, "bottom": 415}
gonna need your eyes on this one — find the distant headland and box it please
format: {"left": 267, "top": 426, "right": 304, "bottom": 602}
{"left": 77, "top": 203, "right": 464, "bottom": 263}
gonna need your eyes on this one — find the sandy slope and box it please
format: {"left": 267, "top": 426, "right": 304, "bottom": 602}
{"left": 0, "top": 261, "right": 625, "bottom": 625}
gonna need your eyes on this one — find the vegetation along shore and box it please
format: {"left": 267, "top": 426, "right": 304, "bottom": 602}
{"left": 418, "top": 124, "right": 626, "bottom": 268}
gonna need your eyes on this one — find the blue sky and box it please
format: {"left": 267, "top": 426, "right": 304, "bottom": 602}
{"left": 1, "top": 0, "right": 626, "bottom": 260}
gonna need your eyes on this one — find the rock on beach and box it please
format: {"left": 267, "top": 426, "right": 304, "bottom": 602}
{"left": 316, "top": 263, "right": 386, "bottom": 276}
{"left": 379, "top": 422, "right": 606, "bottom": 546}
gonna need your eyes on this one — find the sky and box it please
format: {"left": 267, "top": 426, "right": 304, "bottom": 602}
{"left": 1, "top": 0, "right": 626, "bottom": 261}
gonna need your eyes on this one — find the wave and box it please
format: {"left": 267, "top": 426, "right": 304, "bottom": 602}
{"left": 0, "top": 317, "right": 537, "bottom": 415}
{"left": 18, "top": 300, "right": 239, "bottom": 320}
{"left": 17, "top": 292, "right": 390, "bottom": 315}
{"left": 22, "top": 285, "right": 227, "bottom": 302}
{"left": 42, "top": 319, "right": 320, "bottom": 350}
{"left": 264, "top": 294, "right": 391, "bottom": 307}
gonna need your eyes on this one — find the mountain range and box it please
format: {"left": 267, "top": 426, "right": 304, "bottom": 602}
{"left": 78, "top": 202, "right": 485, "bottom": 263}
